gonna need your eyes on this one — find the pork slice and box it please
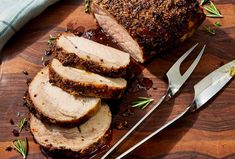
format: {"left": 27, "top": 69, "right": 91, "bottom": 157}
{"left": 92, "top": 0, "right": 205, "bottom": 63}
{"left": 30, "top": 104, "right": 111, "bottom": 158}
{"left": 27, "top": 67, "right": 101, "bottom": 126}
{"left": 49, "top": 58, "right": 127, "bottom": 99}
{"left": 54, "top": 33, "right": 130, "bottom": 78}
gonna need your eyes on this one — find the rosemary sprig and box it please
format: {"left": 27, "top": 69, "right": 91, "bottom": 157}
{"left": 204, "top": 26, "right": 215, "bottom": 35}
{"left": 132, "top": 97, "right": 154, "bottom": 109}
{"left": 12, "top": 138, "right": 28, "bottom": 159}
{"left": 85, "top": 0, "right": 92, "bottom": 13}
{"left": 18, "top": 118, "right": 27, "bottom": 132}
{"left": 47, "top": 35, "right": 56, "bottom": 45}
{"left": 203, "top": 1, "right": 223, "bottom": 18}
{"left": 214, "top": 21, "right": 222, "bottom": 27}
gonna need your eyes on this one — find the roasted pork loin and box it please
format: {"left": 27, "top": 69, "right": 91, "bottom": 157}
{"left": 30, "top": 104, "right": 111, "bottom": 158}
{"left": 27, "top": 67, "right": 101, "bottom": 126}
{"left": 92, "top": 0, "right": 205, "bottom": 63}
{"left": 49, "top": 59, "right": 127, "bottom": 99}
{"left": 53, "top": 33, "right": 130, "bottom": 77}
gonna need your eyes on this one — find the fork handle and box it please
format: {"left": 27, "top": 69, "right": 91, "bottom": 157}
{"left": 116, "top": 106, "right": 191, "bottom": 159}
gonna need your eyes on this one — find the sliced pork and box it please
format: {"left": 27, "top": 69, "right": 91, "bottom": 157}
{"left": 92, "top": 0, "right": 205, "bottom": 63}
{"left": 27, "top": 67, "right": 101, "bottom": 126}
{"left": 49, "top": 58, "right": 127, "bottom": 99}
{"left": 30, "top": 104, "right": 111, "bottom": 158}
{"left": 53, "top": 33, "right": 130, "bottom": 77}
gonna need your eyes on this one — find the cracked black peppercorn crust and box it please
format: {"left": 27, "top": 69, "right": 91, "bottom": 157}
{"left": 49, "top": 59, "right": 127, "bottom": 99}
{"left": 54, "top": 48, "right": 129, "bottom": 78}
{"left": 93, "top": 0, "right": 205, "bottom": 63}
{"left": 39, "top": 129, "right": 111, "bottom": 159}
{"left": 52, "top": 33, "right": 130, "bottom": 78}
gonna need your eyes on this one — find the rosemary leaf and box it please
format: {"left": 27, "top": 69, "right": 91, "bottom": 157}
{"left": 210, "top": 0, "right": 219, "bottom": 11}
{"left": 47, "top": 35, "right": 56, "bottom": 45}
{"left": 204, "top": 6, "right": 216, "bottom": 14}
{"left": 204, "top": 26, "right": 216, "bottom": 35}
{"left": 214, "top": 21, "right": 222, "bottom": 27}
{"left": 136, "top": 97, "right": 151, "bottom": 100}
{"left": 16, "top": 112, "right": 20, "bottom": 117}
{"left": 12, "top": 138, "right": 28, "bottom": 159}
{"left": 203, "top": 1, "right": 223, "bottom": 18}
{"left": 18, "top": 118, "right": 27, "bottom": 132}
{"left": 142, "top": 101, "right": 152, "bottom": 109}
{"left": 85, "top": 0, "right": 92, "bottom": 13}
{"left": 200, "top": 0, "right": 208, "bottom": 6}
{"left": 132, "top": 102, "right": 146, "bottom": 108}
{"left": 132, "top": 97, "right": 154, "bottom": 109}
{"left": 206, "top": 14, "right": 223, "bottom": 18}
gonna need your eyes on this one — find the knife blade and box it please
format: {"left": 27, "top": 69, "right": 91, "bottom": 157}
{"left": 116, "top": 60, "right": 235, "bottom": 159}
{"left": 192, "top": 59, "right": 235, "bottom": 111}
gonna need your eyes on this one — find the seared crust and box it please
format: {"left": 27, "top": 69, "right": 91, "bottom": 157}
{"left": 93, "top": 0, "right": 205, "bottom": 61}
{"left": 29, "top": 114, "right": 112, "bottom": 158}
{"left": 39, "top": 130, "right": 111, "bottom": 159}
{"left": 53, "top": 47, "right": 129, "bottom": 78}
{"left": 49, "top": 65, "right": 126, "bottom": 99}
{"left": 25, "top": 92, "right": 101, "bottom": 127}
{"left": 39, "top": 129, "right": 112, "bottom": 159}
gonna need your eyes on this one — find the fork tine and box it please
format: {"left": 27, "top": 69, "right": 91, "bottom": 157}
{"left": 167, "top": 43, "right": 199, "bottom": 74}
{"left": 183, "top": 45, "right": 206, "bottom": 79}
{"left": 166, "top": 43, "right": 205, "bottom": 95}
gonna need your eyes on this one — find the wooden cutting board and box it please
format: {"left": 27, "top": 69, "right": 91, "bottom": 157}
{"left": 1, "top": 1, "right": 235, "bottom": 159}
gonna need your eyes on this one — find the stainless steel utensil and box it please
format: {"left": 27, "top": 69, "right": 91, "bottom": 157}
{"left": 117, "top": 60, "right": 235, "bottom": 159}
{"left": 102, "top": 44, "right": 206, "bottom": 159}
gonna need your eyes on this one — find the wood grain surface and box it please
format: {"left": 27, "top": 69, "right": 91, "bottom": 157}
{"left": 1, "top": 0, "right": 235, "bottom": 159}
